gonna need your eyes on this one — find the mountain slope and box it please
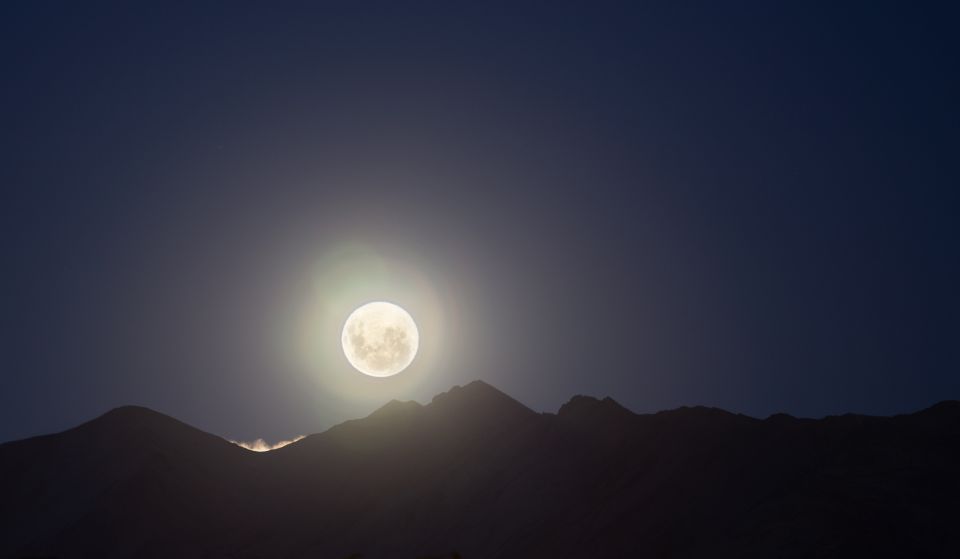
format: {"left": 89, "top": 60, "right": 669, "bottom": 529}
{"left": 0, "top": 406, "right": 258, "bottom": 558}
{"left": 1, "top": 386, "right": 958, "bottom": 559}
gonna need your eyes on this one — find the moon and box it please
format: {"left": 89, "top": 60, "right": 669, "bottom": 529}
{"left": 341, "top": 301, "right": 419, "bottom": 377}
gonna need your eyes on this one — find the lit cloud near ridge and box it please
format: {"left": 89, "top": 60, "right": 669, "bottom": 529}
{"left": 231, "top": 435, "right": 305, "bottom": 452}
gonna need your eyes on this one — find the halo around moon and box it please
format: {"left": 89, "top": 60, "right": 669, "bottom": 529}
{"left": 341, "top": 301, "right": 419, "bottom": 377}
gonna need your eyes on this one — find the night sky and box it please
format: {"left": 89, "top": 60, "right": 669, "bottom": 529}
{"left": 2, "top": 2, "right": 957, "bottom": 444}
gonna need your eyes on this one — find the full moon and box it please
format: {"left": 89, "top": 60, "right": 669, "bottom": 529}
{"left": 341, "top": 301, "right": 419, "bottom": 378}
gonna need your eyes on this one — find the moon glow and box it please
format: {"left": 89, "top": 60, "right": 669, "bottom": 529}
{"left": 341, "top": 302, "right": 419, "bottom": 377}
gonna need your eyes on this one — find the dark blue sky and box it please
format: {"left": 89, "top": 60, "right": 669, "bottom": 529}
{"left": 2, "top": 2, "right": 957, "bottom": 443}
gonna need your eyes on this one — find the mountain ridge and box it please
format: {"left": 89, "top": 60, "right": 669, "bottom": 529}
{"left": 1, "top": 385, "right": 958, "bottom": 558}
{"left": 5, "top": 390, "right": 958, "bottom": 452}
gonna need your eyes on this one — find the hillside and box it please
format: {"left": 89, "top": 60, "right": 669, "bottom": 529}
{"left": 1, "top": 382, "right": 958, "bottom": 558}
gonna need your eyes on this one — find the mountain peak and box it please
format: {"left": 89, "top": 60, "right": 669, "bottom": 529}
{"left": 427, "top": 380, "right": 535, "bottom": 422}
{"left": 907, "top": 400, "right": 960, "bottom": 425}
{"left": 917, "top": 400, "right": 960, "bottom": 415}
{"left": 100, "top": 404, "right": 169, "bottom": 419}
{"left": 368, "top": 399, "right": 423, "bottom": 419}
{"left": 430, "top": 380, "right": 502, "bottom": 403}
{"left": 74, "top": 405, "right": 246, "bottom": 456}
{"left": 83, "top": 405, "right": 185, "bottom": 432}
{"left": 430, "top": 380, "right": 526, "bottom": 408}
{"left": 558, "top": 395, "right": 634, "bottom": 421}
{"left": 647, "top": 405, "right": 758, "bottom": 430}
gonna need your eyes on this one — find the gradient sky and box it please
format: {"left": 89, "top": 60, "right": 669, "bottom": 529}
{"left": 2, "top": 2, "right": 957, "bottom": 444}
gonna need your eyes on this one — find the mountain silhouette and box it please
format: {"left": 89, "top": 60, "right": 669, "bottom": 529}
{"left": 1, "top": 381, "right": 958, "bottom": 558}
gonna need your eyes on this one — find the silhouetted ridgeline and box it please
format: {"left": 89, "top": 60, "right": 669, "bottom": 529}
{"left": 1, "top": 382, "right": 958, "bottom": 558}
